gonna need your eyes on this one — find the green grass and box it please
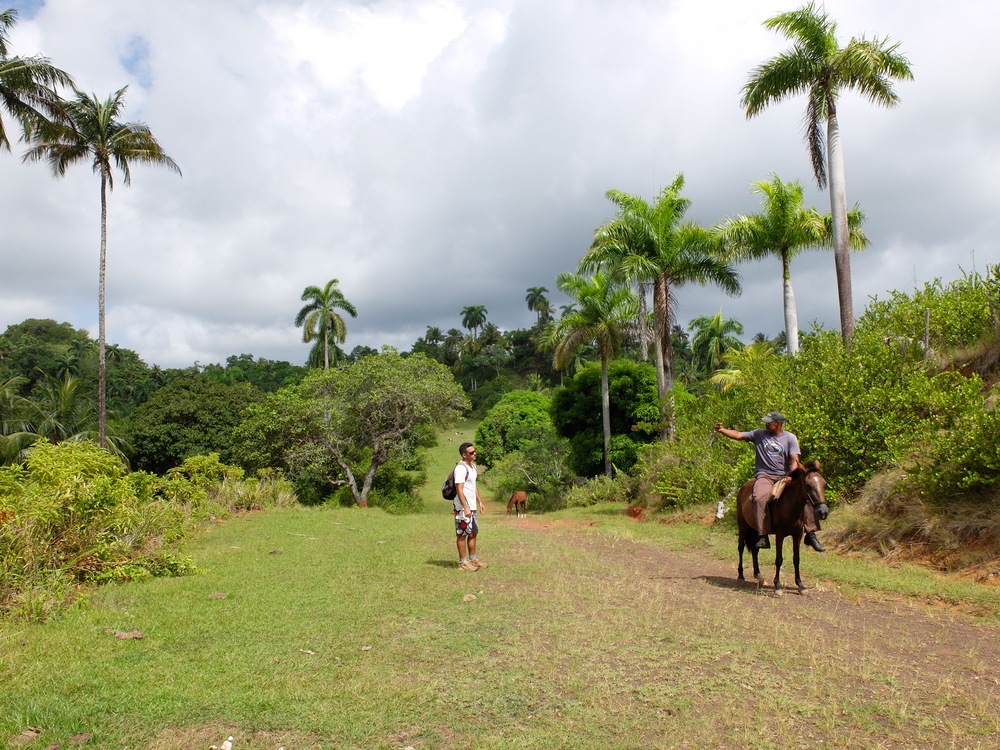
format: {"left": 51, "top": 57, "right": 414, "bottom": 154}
{"left": 2, "top": 428, "right": 1000, "bottom": 749}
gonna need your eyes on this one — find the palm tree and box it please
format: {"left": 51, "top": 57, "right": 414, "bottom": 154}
{"left": 23, "top": 86, "right": 181, "bottom": 448}
{"left": 742, "top": 2, "right": 912, "bottom": 345}
{"left": 688, "top": 312, "right": 744, "bottom": 379}
{"left": 0, "top": 9, "right": 72, "bottom": 153}
{"left": 294, "top": 278, "right": 358, "bottom": 370}
{"left": 552, "top": 271, "right": 639, "bottom": 477}
{"left": 718, "top": 175, "right": 826, "bottom": 355}
{"left": 461, "top": 305, "right": 488, "bottom": 339}
{"left": 525, "top": 286, "right": 550, "bottom": 325}
{"left": 580, "top": 175, "right": 741, "bottom": 439}
{"left": 424, "top": 326, "right": 443, "bottom": 346}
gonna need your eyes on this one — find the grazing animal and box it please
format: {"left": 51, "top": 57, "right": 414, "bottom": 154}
{"left": 736, "top": 460, "right": 829, "bottom": 595}
{"left": 507, "top": 491, "right": 527, "bottom": 518}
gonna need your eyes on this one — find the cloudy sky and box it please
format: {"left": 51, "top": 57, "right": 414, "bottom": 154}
{"left": 1, "top": 0, "right": 996, "bottom": 368}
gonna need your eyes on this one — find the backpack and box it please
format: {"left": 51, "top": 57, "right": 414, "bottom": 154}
{"left": 441, "top": 468, "right": 457, "bottom": 500}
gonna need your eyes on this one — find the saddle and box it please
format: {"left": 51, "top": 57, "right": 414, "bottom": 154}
{"left": 738, "top": 477, "right": 786, "bottom": 535}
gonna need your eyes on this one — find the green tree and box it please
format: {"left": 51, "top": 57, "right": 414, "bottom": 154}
{"left": 580, "top": 176, "right": 741, "bottom": 439}
{"left": 525, "top": 286, "right": 550, "bottom": 325}
{"left": 688, "top": 312, "right": 744, "bottom": 379}
{"left": 552, "top": 271, "right": 639, "bottom": 477}
{"left": 24, "top": 86, "right": 181, "bottom": 448}
{"left": 240, "top": 352, "right": 467, "bottom": 507}
{"left": 474, "top": 390, "right": 553, "bottom": 467}
{"left": 294, "top": 279, "right": 358, "bottom": 370}
{"left": 550, "top": 358, "right": 659, "bottom": 478}
{"left": 461, "top": 305, "right": 488, "bottom": 339}
{"left": 0, "top": 8, "right": 72, "bottom": 152}
{"left": 720, "top": 175, "right": 871, "bottom": 355}
{"left": 125, "top": 375, "right": 263, "bottom": 475}
{"left": 742, "top": 2, "right": 912, "bottom": 345}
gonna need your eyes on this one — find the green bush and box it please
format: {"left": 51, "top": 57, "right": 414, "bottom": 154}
{"left": 475, "top": 390, "right": 553, "bottom": 467}
{"left": 550, "top": 359, "right": 659, "bottom": 477}
{"left": 0, "top": 442, "right": 295, "bottom": 622}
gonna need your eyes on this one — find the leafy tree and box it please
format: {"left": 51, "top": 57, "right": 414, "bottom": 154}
{"left": 0, "top": 8, "right": 72, "bottom": 153}
{"left": 720, "top": 174, "right": 870, "bottom": 354}
{"left": 24, "top": 86, "right": 181, "bottom": 448}
{"left": 742, "top": 2, "right": 912, "bottom": 345}
{"left": 580, "top": 176, "right": 741, "bottom": 439}
{"left": 125, "top": 376, "right": 263, "bottom": 475}
{"left": 474, "top": 390, "right": 553, "bottom": 467}
{"left": 294, "top": 279, "right": 358, "bottom": 370}
{"left": 238, "top": 352, "right": 467, "bottom": 507}
{"left": 461, "top": 305, "right": 488, "bottom": 339}
{"left": 689, "top": 312, "right": 744, "bottom": 379}
{"left": 552, "top": 272, "right": 639, "bottom": 477}
{"left": 550, "top": 359, "right": 659, "bottom": 477}
{"left": 525, "top": 286, "right": 550, "bottom": 324}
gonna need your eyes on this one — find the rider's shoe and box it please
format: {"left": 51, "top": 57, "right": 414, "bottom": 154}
{"left": 754, "top": 535, "right": 770, "bottom": 550}
{"left": 804, "top": 531, "right": 825, "bottom": 552}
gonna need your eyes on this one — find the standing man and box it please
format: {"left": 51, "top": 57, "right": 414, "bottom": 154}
{"left": 714, "top": 411, "right": 824, "bottom": 552}
{"left": 454, "top": 442, "right": 489, "bottom": 571}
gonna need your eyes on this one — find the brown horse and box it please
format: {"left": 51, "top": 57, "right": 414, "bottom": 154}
{"left": 736, "top": 461, "right": 829, "bottom": 595}
{"left": 507, "top": 491, "right": 527, "bottom": 518}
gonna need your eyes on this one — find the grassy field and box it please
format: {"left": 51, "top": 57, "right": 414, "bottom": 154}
{"left": 2, "top": 423, "right": 1000, "bottom": 749}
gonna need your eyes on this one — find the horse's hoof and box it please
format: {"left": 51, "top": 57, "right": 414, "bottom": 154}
{"left": 756, "top": 574, "right": 765, "bottom": 586}
{"left": 774, "top": 588, "right": 783, "bottom": 597}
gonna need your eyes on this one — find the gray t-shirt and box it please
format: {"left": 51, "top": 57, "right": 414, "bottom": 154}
{"left": 741, "top": 428, "right": 800, "bottom": 476}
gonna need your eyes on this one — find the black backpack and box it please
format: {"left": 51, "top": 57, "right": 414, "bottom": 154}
{"left": 441, "top": 468, "right": 457, "bottom": 500}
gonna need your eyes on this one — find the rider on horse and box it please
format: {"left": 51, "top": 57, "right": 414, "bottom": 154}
{"left": 714, "top": 411, "right": 824, "bottom": 552}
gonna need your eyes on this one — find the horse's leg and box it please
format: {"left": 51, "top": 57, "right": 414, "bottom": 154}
{"left": 751, "top": 539, "right": 764, "bottom": 587}
{"left": 737, "top": 527, "right": 746, "bottom": 581}
{"left": 793, "top": 532, "right": 804, "bottom": 592}
{"left": 773, "top": 534, "right": 784, "bottom": 596}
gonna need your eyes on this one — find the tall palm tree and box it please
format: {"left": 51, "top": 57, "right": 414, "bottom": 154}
{"left": 0, "top": 8, "right": 72, "bottom": 153}
{"left": 742, "top": 2, "right": 912, "bottom": 346}
{"left": 688, "top": 312, "right": 744, "bottom": 379}
{"left": 525, "top": 286, "right": 550, "bottom": 325}
{"left": 552, "top": 271, "right": 638, "bottom": 478}
{"left": 424, "top": 325, "right": 443, "bottom": 346}
{"left": 580, "top": 175, "right": 741, "bottom": 439}
{"left": 23, "top": 86, "right": 181, "bottom": 448}
{"left": 460, "top": 305, "right": 488, "bottom": 339}
{"left": 294, "top": 278, "right": 358, "bottom": 370}
{"left": 718, "top": 174, "right": 875, "bottom": 355}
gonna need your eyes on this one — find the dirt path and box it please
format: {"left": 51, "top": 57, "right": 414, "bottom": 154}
{"left": 496, "top": 515, "right": 1000, "bottom": 748}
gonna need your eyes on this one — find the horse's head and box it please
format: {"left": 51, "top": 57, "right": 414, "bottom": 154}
{"left": 801, "top": 460, "right": 829, "bottom": 521}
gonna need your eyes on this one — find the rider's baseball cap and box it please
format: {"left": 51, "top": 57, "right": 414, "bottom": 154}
{"left": 762, "top": 411, "right": 786, "bottom": 424}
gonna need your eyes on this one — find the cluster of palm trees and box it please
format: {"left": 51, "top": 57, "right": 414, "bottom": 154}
{"left": 545, "top": 2, "right": 912, "bottom": 476}
{"left": 1, "top": 9, "right": 181, "bottom": 449}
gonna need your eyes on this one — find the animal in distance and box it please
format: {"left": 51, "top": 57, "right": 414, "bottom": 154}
{"left": 507, "top": 491, "right": 527, "bottom": 518}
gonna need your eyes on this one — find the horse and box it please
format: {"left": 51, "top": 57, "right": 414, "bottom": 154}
{"left": 736, "top": 460, "right": 829, "bottom": 595}
{"left": 507, "top": 491, "right": 527, "bottom": 518}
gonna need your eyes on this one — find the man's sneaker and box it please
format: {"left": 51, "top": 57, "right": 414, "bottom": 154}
{"left": 458, "top": 560, "right": 478, "bottom": 571}
{"left": 804, "top": 531, "right": 825, "bottom": 552}
{"left": 471, "top": 558, "right": 489, "bottom": 569}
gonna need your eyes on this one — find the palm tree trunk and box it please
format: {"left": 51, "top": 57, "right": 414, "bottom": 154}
{"left": 600, "top": 350, "right": 611, "bottom": 478}
{"left": 652, "top": 274, "right": 670, "bottom": 441}
{"left": 826, "top": 101, "right": 854, "bottom": 347}
{"left": 782, "top": 251, "right": 799, "bottom": 355}
{"left": 323, "top": 331, "right": 330, "bottom": 370}
{"left": 637, "top": 282, "right": 650, "bottom": 361}
{"left": 97, "top": 170, "right": 108, "bottom": 449}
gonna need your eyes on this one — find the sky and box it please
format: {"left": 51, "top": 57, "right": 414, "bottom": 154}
{"left": 1, "top": 0, "right": 997, "bottom": 369}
